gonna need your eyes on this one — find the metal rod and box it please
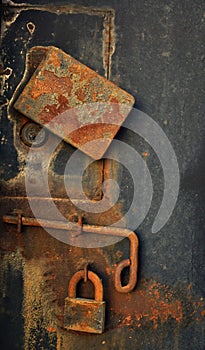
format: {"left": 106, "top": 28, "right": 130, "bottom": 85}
{"left": 3, "top": 213, "right": 138, "bottom": 293}
{"left": 3, "top": 214, "right": 133, "bottom": 237}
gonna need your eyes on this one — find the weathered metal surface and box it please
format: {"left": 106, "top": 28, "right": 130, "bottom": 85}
{"left": 1, "top": 1, "right": 205, "bottom": 350}
{"left": 4, "top": 43, "right": 123, "bottom": 217}
{"left": 14, "top": 46, "right": 134, "bottom": 159}
{"left": 1, "top": 199, "right": 205, "bottom": 348}
{"left": 64, "top": 270, "right": 105, "bottom": 333}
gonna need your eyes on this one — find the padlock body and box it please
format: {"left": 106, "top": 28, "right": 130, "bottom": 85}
{"left": 64, "top": 297, "right": 105, "bottom": 334}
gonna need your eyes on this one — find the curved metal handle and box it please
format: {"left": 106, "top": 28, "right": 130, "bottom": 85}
{"left": 114, "top": 232, "right": 139, "bottom": 293}
{"left": 68, "top": 270, "right": 103, "bottom": 302}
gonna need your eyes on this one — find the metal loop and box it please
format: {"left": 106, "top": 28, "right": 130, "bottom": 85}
{"left": 68, "top": 270, "right": 103, "bottom": 302}
{"left": 114, "top": 232, "right": 139, "bottom": 293}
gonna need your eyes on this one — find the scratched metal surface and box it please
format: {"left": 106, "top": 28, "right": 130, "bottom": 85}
{"left": 1, "top": 1, "right": 205, "bottom": 350}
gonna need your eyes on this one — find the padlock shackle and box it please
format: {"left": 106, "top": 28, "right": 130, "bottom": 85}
{"left": 68, "top": 270, "right": 103, "bottom": 302}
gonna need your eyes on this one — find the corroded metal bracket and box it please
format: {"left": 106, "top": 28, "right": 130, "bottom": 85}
{"left": 3, "top": 213, "right": 139, "bottom": 293}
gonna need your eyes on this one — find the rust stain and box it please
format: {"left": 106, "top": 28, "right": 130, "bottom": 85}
{"left": 47, "top": 326, "right": 56, "bottom": 332}
{"left": 1, "top": 228, "right": 205, "bottom": 342}
{"left": 30, "top": 71, "right": 73, "bottom": 99}
{"left": 69, "top": 123, "right": 117, "bottom": 148}
{"left": 105, "top": 266, "right": 112, "bottom": 275}
{"left": 46, "top": 47, "right": 62, "bottom": 68}
{"left": 75, "top": 87, "right": 86, "bottom": 102}
{"left": 112, "top": 279, "right": 183, "bottom": 328}
{"left": 142, "top": 151, "right": 149, "bottom": 158}
{"left": 201, "top": 310, "right": 205, "bottom": 317}
{"left": 23, "top": 258, "right": 58, "bottom": 349}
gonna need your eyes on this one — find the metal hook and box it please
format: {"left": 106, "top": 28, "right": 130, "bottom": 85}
{"left": 114, "top": 232, "right": 139, "bottom": 293}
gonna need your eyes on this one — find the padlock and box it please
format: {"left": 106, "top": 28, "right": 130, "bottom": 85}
{"left": 64, "top": 270, "right": 105, "bottom": 334}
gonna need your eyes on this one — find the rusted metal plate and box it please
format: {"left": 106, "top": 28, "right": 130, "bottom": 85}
{"left": 14, "top": 46, "right": 135, "bottom": 159}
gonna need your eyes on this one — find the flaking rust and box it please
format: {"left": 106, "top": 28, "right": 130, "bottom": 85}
{"left": 14, "top": 46, "right": 134, "bottom": 160}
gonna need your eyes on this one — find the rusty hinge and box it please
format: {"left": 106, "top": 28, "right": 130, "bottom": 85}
{"left": 3, "top": 213, "right": 138, "bottom": 293}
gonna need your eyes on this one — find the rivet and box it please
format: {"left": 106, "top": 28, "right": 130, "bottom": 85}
{"left": 20, "top": 121, "right": 47, "bottom": 147}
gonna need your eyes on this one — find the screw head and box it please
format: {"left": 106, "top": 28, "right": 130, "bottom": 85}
{"left": 20, "top": 121, "right": 47, "bottom": 147}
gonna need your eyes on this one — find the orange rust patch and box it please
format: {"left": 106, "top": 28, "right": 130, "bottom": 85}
{"left": 187, "top": 283, "right": 191, "bottom": 291}
{"left": 75, "top": 87, "right": 86, "bottom": 102}
{"left": 46, "top": 326, "right": 56, "bottom": 333}
{"left": 113, "top": 279, "right": 183, "bottom": 328}
{"left": 201, "top": 310, "right": 205, "bottom": 317}
{"left": 69, "top": 62, "right": 96, "bottom": 82}
{"left": 46, "top": 48, "right": 61, "bottom": 68}
{"left": 32, "top": 95, "right": 70, "bottom": 125}
{"left": 69, "top": 123, "right": 117, "bottom": 147}
{"left": 105, "top": 266, "right": 112, "bottom": 275}
{"left": 30, "top": 70, "right": 73, "bottom": 99}
{"left": 123, "top": 315, "right": 132, "bottom": 326}
{"left": 142, "top": 151, "right": 149, "bottom": 158}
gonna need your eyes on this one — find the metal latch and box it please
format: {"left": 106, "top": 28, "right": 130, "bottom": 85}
{"left": 3, "top": 213, "right": 138, "bottom": 293}
{"left": 4, "top": 46, "right": 138, "bottom": 294}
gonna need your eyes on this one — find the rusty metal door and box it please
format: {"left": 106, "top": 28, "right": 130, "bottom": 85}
{"left": 1, "top": 1, "right": 205, "bottom": 350}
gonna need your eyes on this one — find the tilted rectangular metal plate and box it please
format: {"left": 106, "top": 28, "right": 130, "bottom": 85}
{"left": 14, "top": 46, "right": 134, "bottom": 160}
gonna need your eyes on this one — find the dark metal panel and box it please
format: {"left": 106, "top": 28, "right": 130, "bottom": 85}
{"left": 1, "top": 1, "right": 205, "bottom": 350}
